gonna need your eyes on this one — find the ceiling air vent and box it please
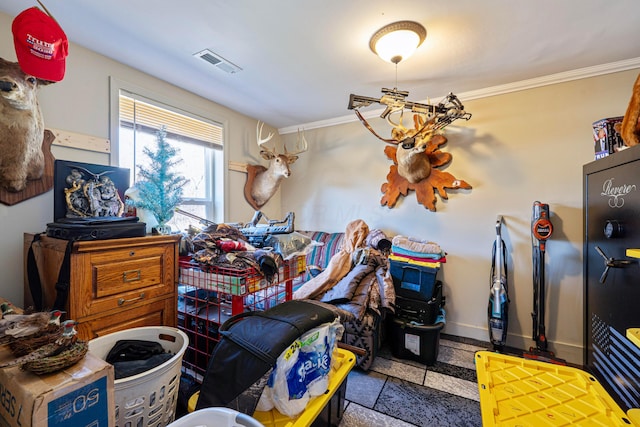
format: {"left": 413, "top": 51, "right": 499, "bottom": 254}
{"left": 193, "top": 49, "right": 242, "bottom": 74}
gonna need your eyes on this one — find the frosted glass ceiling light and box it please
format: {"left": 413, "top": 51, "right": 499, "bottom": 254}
{"left": 370, "top": 21, "right": 427, "bottom": 64}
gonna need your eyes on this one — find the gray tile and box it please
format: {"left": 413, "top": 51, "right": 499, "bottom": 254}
{"left": 436, "top": 344, "right": 477, "bottom": 370}
{"left": 428, "top": 360, "right": 477, "bottom": 382}
{"left": 423, "top": 371, "right": 480, "bottom": 401}
{"left": 440, "top": 338, "right": 488, "bottom": 353}
{"left": 374, "top": 376, "right": 482, "bottom": 427}
{"left": 345, "top": 369, "right": 387, "bottom": 408}
{"left": 377, "top": 343, "right": 430, "bottom": 369}
{"left": 339, "top": 402, "right": 417, "bottom": 427}
{"left": 371, "top": 356, "right": 425, "bottom": 384}
{"left": 441, "top": 334, "right": 490, "bottom": 349}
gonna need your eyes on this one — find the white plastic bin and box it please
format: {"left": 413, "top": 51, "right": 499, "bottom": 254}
{"left": 89, "top": 326, "right": 189, "bottom": 427}
{"left": 168, "top": 407, "right": 265, "bottom": 427}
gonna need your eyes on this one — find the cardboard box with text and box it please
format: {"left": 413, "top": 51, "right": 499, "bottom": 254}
{"left": 0, "top": 350, "right": 114, "bottom": 427}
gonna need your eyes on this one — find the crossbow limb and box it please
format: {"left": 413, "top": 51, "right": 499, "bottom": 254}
{"left": 348, "top": 88, "right": 471, "bottom": 142}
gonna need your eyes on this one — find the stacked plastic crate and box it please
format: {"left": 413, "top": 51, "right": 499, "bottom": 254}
{"left": 388, "top": 236, "right": 446, "bottom": 366}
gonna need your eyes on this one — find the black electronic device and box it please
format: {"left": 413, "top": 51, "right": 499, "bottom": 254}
{"left": 53, "top": 160, "right": 131, "bottom": 221}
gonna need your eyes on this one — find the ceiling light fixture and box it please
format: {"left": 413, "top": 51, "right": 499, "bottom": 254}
{"left": 369, "top": 20, "right": 427, "bottom": 64}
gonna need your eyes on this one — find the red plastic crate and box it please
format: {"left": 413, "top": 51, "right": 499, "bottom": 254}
{"left": 177, "top": 256, "right": 306, "bottom": 380}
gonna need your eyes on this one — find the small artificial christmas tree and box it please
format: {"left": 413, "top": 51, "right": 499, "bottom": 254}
{"left": 128, "top": 127, "right": 188, "bottom": 232}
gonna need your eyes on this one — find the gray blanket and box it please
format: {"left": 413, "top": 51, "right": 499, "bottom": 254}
{"left": 316, "top": 249, "right": 392, "bottom": 321}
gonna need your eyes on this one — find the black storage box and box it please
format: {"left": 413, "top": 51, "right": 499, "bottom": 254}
{"left": 389, "top": 313, "right": 444, "bottom": 366}
{"left": 310, "top": 375, "right": 347, "bottom": 427}
{"left": 395, "top": 285, "right": 443, "bottom": 325}
{"left": 390, "top": 259, "right": 439, "bottom": 302}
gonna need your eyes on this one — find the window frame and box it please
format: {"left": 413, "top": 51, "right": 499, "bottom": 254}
{"left": 109, "top": 77, "right": 227, "bottom": 223}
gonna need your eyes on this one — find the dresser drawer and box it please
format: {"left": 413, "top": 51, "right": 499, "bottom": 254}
{"left": 91, "top": 246, "right": 164, "bottom": 297}
{"left": 72, "top": 244, "right": 176, "bottom": 318}
{"left": 77, "top": 297, "right": 176, "bottom": 340}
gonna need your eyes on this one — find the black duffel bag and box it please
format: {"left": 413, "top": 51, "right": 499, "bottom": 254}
{"left": 195, "top": 300, "right": 338, "bottom": 414}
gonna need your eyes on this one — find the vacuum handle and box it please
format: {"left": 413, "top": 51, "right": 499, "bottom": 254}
{"left": 532, "top": 202, "right": 553, "bottom": 246}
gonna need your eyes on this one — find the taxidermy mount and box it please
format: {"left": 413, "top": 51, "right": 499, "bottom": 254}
{"left": 381, "top": 114, "right": 472, "bottom": 211}
{"left": 0, "top": 57, "right": 53, "bottom": 192}
{"left": 348, "top": 89, "right": 472, "bottom": 211}
{"left": 621, "top": 72, "right": 640, "bottom": 147}
{"left": 240, "top": 121, "right": 308, "bottom": 210}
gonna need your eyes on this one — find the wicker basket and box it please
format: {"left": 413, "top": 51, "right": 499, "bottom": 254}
{"left": 22, "top": 341, "right": 88, "bottom": 375}
{"left": 10, "top": 330, "right": 63, "bottom": 357}
{"left": 89, "top": 326, "right": 188, "bottom": 427}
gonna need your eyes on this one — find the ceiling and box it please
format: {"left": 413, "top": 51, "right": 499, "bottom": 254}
{"left": 2, "top": 1, "right": 640, "bottom": 132}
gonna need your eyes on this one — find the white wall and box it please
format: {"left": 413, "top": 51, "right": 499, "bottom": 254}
{"left": 0, "top": 11, "right": 282, "bottom": 308}
{"left": 281, "top": 69, "right": 640, "bottom": 365}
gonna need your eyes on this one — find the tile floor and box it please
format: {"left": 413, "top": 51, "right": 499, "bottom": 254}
{"left": 339, "top": 334, "right": 490, "bottom": 427}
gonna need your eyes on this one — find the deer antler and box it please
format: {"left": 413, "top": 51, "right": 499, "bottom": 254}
{"left": 257, "top": 121, "right": 276, "bottom": 158}
{"left": 386, "top": 110, "right": 409, "bottom": 134}
{"left": 284, "top": 128, "right": 309, "bottom": 157}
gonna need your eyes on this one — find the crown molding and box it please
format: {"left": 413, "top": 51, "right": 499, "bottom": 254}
{"left": 278, "top": 57, "right": 640, "bottom": 135}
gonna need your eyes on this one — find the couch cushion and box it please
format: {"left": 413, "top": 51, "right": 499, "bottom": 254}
{"left": 297, "top": 231, "right": 345, "bottom": 281}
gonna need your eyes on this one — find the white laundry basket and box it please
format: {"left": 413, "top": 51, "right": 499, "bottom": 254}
{"left": 89, "top": 326, "right": 189, "bottom": 427}
{"left": 168, "top": 407, "right": 264, "bottom": 427}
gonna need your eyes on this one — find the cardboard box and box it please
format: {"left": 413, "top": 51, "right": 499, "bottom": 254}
{"left": 593, "top": 116, "right": 625, "bottom": 160}
{"left": 0, "top": 350, "right": 115, "bottom": 427}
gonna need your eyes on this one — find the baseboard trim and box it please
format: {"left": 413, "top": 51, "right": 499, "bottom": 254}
{"left": 443, "top": 321, "right": 584, "bottom": 366}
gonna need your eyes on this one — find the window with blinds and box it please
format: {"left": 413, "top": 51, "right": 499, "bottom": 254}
{"left": 117, "top": 90, "right": 224, "bottom": 232}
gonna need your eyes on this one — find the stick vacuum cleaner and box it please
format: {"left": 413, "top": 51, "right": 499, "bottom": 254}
{"left": 488, "top": 216, "right": 509, "bottom": 350}
{"left": 525, "top": 201, "right": 565, "bottom": 364}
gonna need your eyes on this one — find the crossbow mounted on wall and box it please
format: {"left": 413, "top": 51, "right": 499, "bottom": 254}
{"left": 347, "top": 88, "right": 473, "bottom": 211}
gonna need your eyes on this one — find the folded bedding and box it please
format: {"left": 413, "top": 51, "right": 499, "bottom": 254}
{"left": 391, "top": 235, "right": 444, "bottom": 257}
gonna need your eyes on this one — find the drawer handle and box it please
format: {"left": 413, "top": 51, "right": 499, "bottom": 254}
{"left": 118, "top": 292, "right": 145, "bottom": 306}
{"left": 123, "top": 269, "right": 142, "bottom": 282}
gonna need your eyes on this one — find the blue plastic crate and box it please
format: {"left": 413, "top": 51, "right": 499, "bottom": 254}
{"left": 389, "top": 260, "right": 439, "bottom": 302}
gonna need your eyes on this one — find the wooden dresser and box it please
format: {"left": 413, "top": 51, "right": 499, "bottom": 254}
{"left": 24, "top": 234, "right": 180, "bottom": 340}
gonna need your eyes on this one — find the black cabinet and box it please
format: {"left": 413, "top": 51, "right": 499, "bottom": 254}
{"left": 583, "top": 146, "right": 640, "bottom": 411}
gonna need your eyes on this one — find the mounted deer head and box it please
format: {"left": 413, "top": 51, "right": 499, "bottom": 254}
{"left": 348, "top": 91, "right": 472, "bottom": 210}
{"left": 389, "top": 114, "right": 435, "bottom": 184}
{"left": 242, "top": 121, "right": 308, "bottom": 210}
{"left": 0, "top": 57, "right": 53, "bottom": 193}
{"left": 353, "top": 92, "right": 470, "bottom": 184}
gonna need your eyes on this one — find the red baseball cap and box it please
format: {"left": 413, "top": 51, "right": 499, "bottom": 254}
{"left": 12, "top": 7, "right": 68, "bottom": 82}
